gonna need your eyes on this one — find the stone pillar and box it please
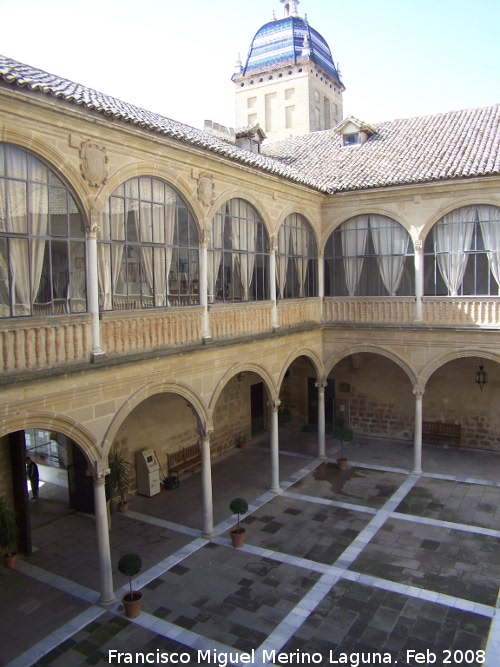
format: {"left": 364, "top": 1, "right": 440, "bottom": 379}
{"left": 413, "top": 385, "right": 424, "bottom": 474}
{"left": 318, "top": 249, "right": 324, "bottom": 308}
{"left": 200, "top": 423, "right": 215, "bottom": 538}
{"left": 414, "top": 240, "right": 424, "bottom": 322}
{"left": 200, "top": 230, "right": 211, "bottom": 340}
{"left": 268, "top": 399, "right": 281, "bottom": 493}
{"left": 93, "top": 473, "right": 115, "bottom": 606}
{"left": 270, "top": 235, "right": 278, "bottom": 329}
{"left": 87, "top": 212, "right": 106, "bottom": 361}
{"left": 316, "top": 381, "right": 327, "bottom": 459}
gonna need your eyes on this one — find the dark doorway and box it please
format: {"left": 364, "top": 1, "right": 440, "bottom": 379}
{"left": 9, "top": 430, "right": 32, "bottom": 555}
{"left": 251, "top": 382, "right": 265, "bottom": 436}
{"left": 308, "top": 378, "right": 335, "bottom": 430}
{"left": 67, "top": 442, "right": 94, "bottom": 514}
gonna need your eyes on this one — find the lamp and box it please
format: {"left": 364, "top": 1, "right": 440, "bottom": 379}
{"left": 476, "top": 363, "right": 487, "bottom": 391}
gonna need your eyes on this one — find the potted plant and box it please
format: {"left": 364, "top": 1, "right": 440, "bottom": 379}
{"left": 117, "top": 553, "right": 143, "bottom": 618}
{"left": 332, "top": 425, "right": 354, "bottom": 470}
{"left": 0, "top": 496, "right": 19, "bottom": 567}
{"left": 229, "top": 497, "right": 248, "bottom": 548}
{"left": 108, "top": 447, "right": 130, "bottom": 512}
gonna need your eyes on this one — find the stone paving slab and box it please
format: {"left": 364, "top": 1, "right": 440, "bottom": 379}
{"left": 279, "top": 579, "right": 491, "bottom": 667}
{"left": 395, "top": 477, "right": 500, "bottom": 529}
{"left": 141, "top": 542, "right": 322, "bottom": 652}
{"left": 242, "top": 494, "right": 372, "bottom": 565}
{"left": 0, "top": 566, "right": 91, "bottom": 665}
{"left": 291, "top": 463, "right": 408, "bottom": 508}
{"left": 350, "top": 517, "right": 500, "bottom": 606}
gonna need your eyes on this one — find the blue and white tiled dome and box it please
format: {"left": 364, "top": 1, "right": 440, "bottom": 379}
{"left": 241, "top": 13, "right": 342, "bottom": 85}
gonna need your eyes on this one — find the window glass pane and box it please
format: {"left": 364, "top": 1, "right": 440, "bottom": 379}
{"left": 6, "top": 146, "right": 27, "bottom": 179}
{"left": 7, "top": 181, "right": 27, "bottom": 233}
{"left": 139, "top": 177, "right": 152, "bottom": 201}
{"left": 69, "top": 241, "right": 86, "bottom": 311}
{"left": 0, "top": 237, "right": 10, "bottom": 315}
{"left": 28, "top": 155, "right": 49, "bottom": 183}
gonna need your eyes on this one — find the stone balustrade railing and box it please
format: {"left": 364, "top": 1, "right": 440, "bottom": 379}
{"left": 2, "top": 296, "right": 499, "bottom": 376}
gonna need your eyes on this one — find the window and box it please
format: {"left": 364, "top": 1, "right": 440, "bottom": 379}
{"left": 343, "top": 133, "right": 359, "bottom": 146}
{"left": 324, "top": 214, "right": 414, "bottom": 297}
{"left": 424, "top": 205, "right": 500, "bottom": 296}
{"left": 276, "top": 213, "right": 317, "bottom": 299}
{"left": 324, "top": 97, "right": 331, "bottom": 130}
{"left": 0, "top": 144, "right": 87, "bottom": 317}
{"left": 265, "top": 93, "right": 277, "bottom": 132}
{"left": 247, "top": 96, "right": 257, "bottom": 109}
{"left": 285, "top": 105, "right": 295, "bottom": 129}
{"left": 208, "top": 198, "right": 269, "bottom": 303}
{"left": 98, "top": 177, "right": 199, "bottom": 310}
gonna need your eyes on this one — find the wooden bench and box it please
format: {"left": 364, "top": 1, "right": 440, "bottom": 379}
{"left": 422, "top": 421, "right": 461, "bottom": 447}
{"left": 167, "top": 444, "right": 201, "bottom": 477}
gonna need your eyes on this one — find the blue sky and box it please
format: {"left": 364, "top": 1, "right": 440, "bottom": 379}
{"left": 1, "top": 0, "right": 499, "bottom": 129}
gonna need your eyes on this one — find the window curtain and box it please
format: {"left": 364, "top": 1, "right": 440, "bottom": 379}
{"left": 276, "top": 224, "right": 291, "bottom": 299}
{"left": 98, "top": 198, "right": 125, "bottom": 310}
{"left": 134, "top": 186, "right": 175, "bottom": 306}
{"left": 478, "top": 205, "right": 500, "bottom": 295}
{"left": 4, "top": 150, "right": 48, "bottom": 314}
{"left": 291, "top": 219, "right": 309, "bottom": 297}
{"left": 341, "top": 216, "right": 368, "bottom": 296}
{"left": 370, "top": 215, "right": 409, "bottom": 296}
{"left": 208, "top": 209, "right": 224, "bottom": 302}
{"left": 434, "top": 208, "right": 473, "bottom": 296}
{"left": 231, "top": 200, "right": 256, "bottom": 301}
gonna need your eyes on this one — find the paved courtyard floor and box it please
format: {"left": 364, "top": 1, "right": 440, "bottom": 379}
{"left": 1, "top": 434, "right": 500, "bottom": 667}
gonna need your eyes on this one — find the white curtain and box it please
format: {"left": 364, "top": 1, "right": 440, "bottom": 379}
{"left": 208, "top": 209, "right": 224, "bottom": 302}
{"left": 3, "top": 150, "right": 48, "bottom": 314}
{"left": 478, "top": 205, "right": 500, "bottom": 295}
{"left": 434, "top": 208, "right": 473, "bottom": 296}
{"left": 291, "top": 218, "right": 309, "bottom": 297}
{"left": 231, "top": 200, "right": 256, "bottom": 301}
{"left": 370, "top": 215, "right": 409, "bottom": 296}
{"left": 341, "top": 216, "right": 368, "bottom": 296}
{"left": 98, "top": 197, "right": 124, "bottom": 310}
{"left": 276, "top": 224, "right": 291, "bottom": 299}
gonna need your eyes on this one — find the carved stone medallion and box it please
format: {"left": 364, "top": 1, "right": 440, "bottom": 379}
{"left": 197, "top": 172, "right": 215, "bottom": 207}
{"left": 80, "top": 140, "right": 108, "bottom": 187}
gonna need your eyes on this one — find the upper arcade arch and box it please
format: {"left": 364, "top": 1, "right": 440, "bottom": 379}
{"left": 209, "top": 363, "right": 277, "bottom": 413}
{"left": 324, "top": 344, "right": 417, "bottom": 386}
{"left": 278, "top": 349, "right": 324, "bottom": 388}
{"left": 210, "top": 188, "right": 273, "bottom": 237}
{"left": 418, "top": 348, "right": 500, "bottom": 388}
{"left": 322, "top": 207, "right": 415, "bottom": 250}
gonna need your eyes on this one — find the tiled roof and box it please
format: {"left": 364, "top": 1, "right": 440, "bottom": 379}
{"left": 263, "top": 106, "right": 500, "bottom": 191}
{"left": 0, "top": 55, "right": 324, "bottom": 191}
{"left": 1, "top": 56, "right": 499, "bottom": 194}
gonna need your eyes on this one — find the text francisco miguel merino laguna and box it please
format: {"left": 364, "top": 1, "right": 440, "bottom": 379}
{"left": 108, "top": 648, "right": 399, "bottom": 665}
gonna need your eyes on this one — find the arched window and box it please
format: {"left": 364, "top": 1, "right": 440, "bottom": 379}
{"left": 424, "top": 205, "right": 500, "bottom": 296}
{"left": 98, "top": 178, "right": 199, "bottom": 310}
{"left": 0, "top": 144, "right": 86, "bottom": 317}
{"left": 276, "top": 213, "right": 317, "bottom": 298}
{"left": 208, "top": 198, "right": 269, "bottom": 302}
{"left": 324, "top": 214, "right": 414, "bottom": 297}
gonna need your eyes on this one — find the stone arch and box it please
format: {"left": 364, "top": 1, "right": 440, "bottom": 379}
{"left": 322, "top": 208, "right": 415, "bottom": 252}
{"left": 278, "top": 349, "right": 324, "bottom": 388}
{"left": 101, "top": 382, "right": 208, "bottom": 457}
{"left": 419, "top": 348, "right": 500, "bottom": 388}
{"left": 325, "top": 344, "right": 417, "bottom": 386}
{"left": 92, "top": 162, "right": 205, "bottom": 237}
{"left": 209, "top": 363, "right": 277, "bottom": 413}
{"left": 276, "top": 205, "right": 320, "bottom": 247}
{"left": 209, "top": 189, "right": 273, "bottom": 238}
{"left": 420, "top": 199, "right": 500, "bottom": 244}
{"left": 0, "top": 412, "right": 99, "bottom": 467}
{"left": 0, "top": 136, "right": 89, "bottom": 225}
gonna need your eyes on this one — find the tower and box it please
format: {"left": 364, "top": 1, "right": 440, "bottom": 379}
{"left": 232, "top": 0, "right": 344, "bottom": 141}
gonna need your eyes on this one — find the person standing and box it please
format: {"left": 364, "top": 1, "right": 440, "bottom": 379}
{"left": 26, "top": 456, "right": 39, "bottom": 500}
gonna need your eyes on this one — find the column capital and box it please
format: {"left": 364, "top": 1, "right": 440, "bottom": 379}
{"left": 199, "top": 419, "right": 214, "bottom": 438}
{"left": 315, "top": 380, "right": 327, "bottom": 391}
{"left": 270, "top": 234, "right": 278, "bottom": 253}
{"left": 267, "top": 399, "right": 281, "bottom": 412}
{"left": 87, "top": 208, "right": 100, "bottom": 238}
{"left": 413, "top": 384, "right": 425, "bottom": 397}
{"left": 200, "top": 229, "right": 211, "bottom": 248}
{"left": 414, "top": 238, "right": 424, "bottom": 255}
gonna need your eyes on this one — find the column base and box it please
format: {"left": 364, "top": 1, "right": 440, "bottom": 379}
{"left": 99, "top": 593, "right": 117, "bottom": 608}
{"left": 202, "top": 530, "right": 216, "bottom": 540}
{"left": 91, "top": 349, "right": 108, "bottom": 363}
{"left": 411, "top": 468, "right": 423, "bottom": 475}
{"left": 271, "top": 486, "right": 283, "bottom": 494}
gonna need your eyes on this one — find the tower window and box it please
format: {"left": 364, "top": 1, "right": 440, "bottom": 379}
{"left": 343, "top": 133, "right": 360, "bottom": 146}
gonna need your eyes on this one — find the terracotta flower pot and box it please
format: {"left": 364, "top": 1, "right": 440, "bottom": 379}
{"left": 230, "top": 527, "right": 246, "bottom": 548}
{"left": 3, "top": 552, "right": 17, "bottom": 568}
{"left": 337, "top": 457, "right": 348, "bottom": 471}
{"left": 122, "top": 591, "right": 142, "bottom": 618}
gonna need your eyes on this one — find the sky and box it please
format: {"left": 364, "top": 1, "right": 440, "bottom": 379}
{"left": 1, "top": 0, "right": 499, "bottom": 131}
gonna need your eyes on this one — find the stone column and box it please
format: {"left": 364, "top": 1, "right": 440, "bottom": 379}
{"left": 414, "top": 240, "right": 424, "bottom": 322}
{"left": 200, "top": 230, "right": 211, "bottom": 340}
{"left": 87, "top": 211, "right": 106, "bottom": 362}
{"left": 200, "top": 423, "right": 215, "bottom": 538}
{"left": 270, "top": 234, "right": 278, "bottom": 329}
{"left": 318, "top": 249, "right": 324, "bottom": 321}
{"left": 268, "top": 399, "right": 282, "bottom": 493}
{"left": 413, "top": 385, "right": 424, "bottom": 474}
{"left": 93, "top": 473, "right": 115, "bottom": 606}
{"left": 316, "top": 381, "right": 327, "bottom": 459}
